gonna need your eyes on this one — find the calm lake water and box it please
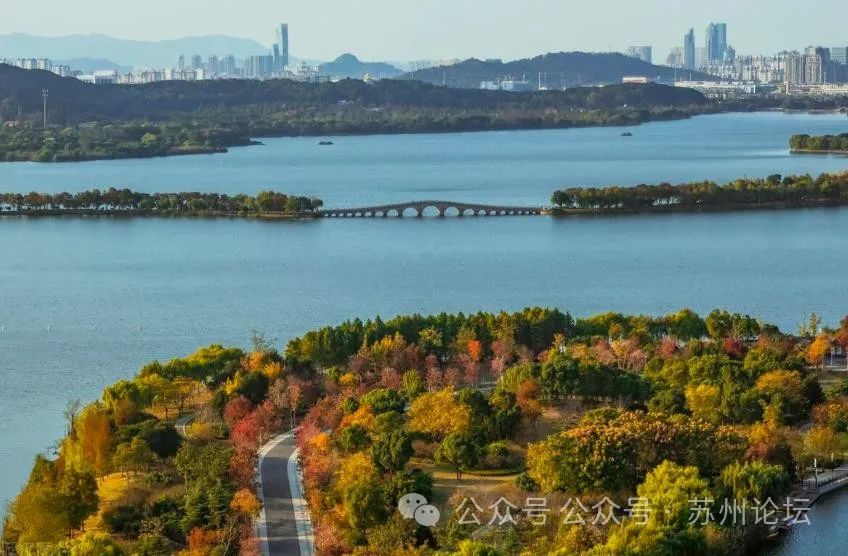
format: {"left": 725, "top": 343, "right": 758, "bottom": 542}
{"left": 1, "top": 112, "right": 847, "bottom": 552}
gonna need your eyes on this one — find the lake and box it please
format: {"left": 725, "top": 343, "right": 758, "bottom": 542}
{"left": 1, "top": 111, "right": 848, "bottom": 206}
{"left": 1, "top": 112, "right": 847, "bottom": 553}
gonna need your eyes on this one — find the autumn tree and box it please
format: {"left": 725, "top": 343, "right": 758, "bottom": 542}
{"left": 807, "top": 333, "right": 832, "bottom": 370}
{"left": 407, "top": 388, "right": 471, "bottom": 439}
{"left": 804, "top": 425, "right": 845, "bottom": 467}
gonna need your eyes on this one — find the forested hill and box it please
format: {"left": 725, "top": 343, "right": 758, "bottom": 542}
{"left": 0, "top": 63, "right": 707, "bottom": 124}
{"left": 399, "top": 52, "right": 716, "bottom": 88}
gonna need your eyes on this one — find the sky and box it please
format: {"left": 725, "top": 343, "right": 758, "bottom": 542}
{"left": 1, "top": 0, "right": 846, "bottom": 62}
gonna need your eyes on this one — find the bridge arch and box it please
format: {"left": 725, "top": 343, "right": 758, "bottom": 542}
{"left": 319, "top": 200, "right": 542, "bottom": 218}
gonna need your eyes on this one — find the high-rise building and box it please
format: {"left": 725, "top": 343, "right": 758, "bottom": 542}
{"left": 704, "top": 23, "right": 728, "bottom": 63}
{"left": 625, "top": 46, "right": 652, "bottom": 64}
{"left": 803, "top": 46, "right": 827, "bottom": 84}
{"left": 684, "top": 28, "right": 695, "bottom": 70}
{"left": 784, "top": 52, "right": 804, "bottom": 85}
{"left": 716, "top": 23, "right": 727, "bottom": 60}
{"left": 191, "top": 55, "right": 202, "bottom": 70}
{"left": 276, "top": 24, "right": 289, "bottom": 70}
{"left": 666, "top": 47, "right": 684, "bottom": 68}
{"left": 208, "top": 55, "right": 219, "bottom": 75}
{"left": 831, "top": 47, "right": 848, "bottom": 65}
{"left": 245, "top": 54, "right": 275, "bottom": 78}
{"left": 177, "top": 55, "right": 185, "bottom": 71}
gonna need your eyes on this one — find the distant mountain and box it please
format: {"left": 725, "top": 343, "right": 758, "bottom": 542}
{"left": 54, "top": 58, "right": 131, "bottom": 74}
{"left": 399, "top": 52, "right": 716, "bottom": 88}
{"left": 318, "top": 54, "right": 403, "bottom": 79}
{"left": 0, "top": 33, "right": 269, "bottom": 68}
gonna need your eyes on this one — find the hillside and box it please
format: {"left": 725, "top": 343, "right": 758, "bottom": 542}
{"left": 400, "top": 51, "right": 716, "bottom": 88}
{"left": 0, "top": 63, "right": 708, "bottom": 124}
{"left": 54, "top": 58, "right": 132, "bottom": 74}
{"left": 319, "top": 54, "right": 403, "bottom": 79}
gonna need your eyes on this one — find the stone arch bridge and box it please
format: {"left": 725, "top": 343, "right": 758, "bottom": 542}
{"left": 320, "top": 200, "right": 543, "bottom": 218}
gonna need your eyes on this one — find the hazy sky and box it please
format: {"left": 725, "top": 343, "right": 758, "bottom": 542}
{"left": 2, "top": 0, "right": 846, "bottom": 62}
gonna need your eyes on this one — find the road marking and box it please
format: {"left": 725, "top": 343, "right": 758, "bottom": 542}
{"left": 257, "top": 432, "right": 292, "bottom": 556}
{"left": 288, "top": 446, "right": 315, "bottom": 555}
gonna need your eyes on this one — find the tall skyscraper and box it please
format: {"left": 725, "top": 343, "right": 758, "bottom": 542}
{"left": 276, "top": 24, "right": 289, "bottom": 70}
{"left": 705, "top": 22, "right": 728, "bottom": 63}
{"left": 684, "top": 28, "right": 695, "bottom": 70}
{"left": 716, "top": 23, "right": 727, "bottom": 60}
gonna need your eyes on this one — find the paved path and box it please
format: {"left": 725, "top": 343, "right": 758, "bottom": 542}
{"left": 257, "top": 432, "right": 314, "bottom": 556}
{"left": 175, "top": 414, "right": 193, "bottom": 439}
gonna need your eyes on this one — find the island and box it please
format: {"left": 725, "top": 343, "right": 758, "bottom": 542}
{"left": 550, "top": 171, "right": 848, "bottom": 214}
{"left": 4, "top": 307, "right": 847, "bottom": 556}
{"left": 790, "top": 133, "right": 848, "bottom": 155}
{"left": 0, "top": 189, "right": 323, "bottom": 218}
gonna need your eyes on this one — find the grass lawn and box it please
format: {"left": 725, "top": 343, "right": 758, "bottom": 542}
{"left": 81, "top": 472, "right": 148, "bottom": 532}
{"left": 409, "top": 458, "right": 521, "bottom": 508}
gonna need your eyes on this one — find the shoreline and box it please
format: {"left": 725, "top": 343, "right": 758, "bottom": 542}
{"left": 550, "top": 199, "right": 848, "bottom": 217}
{"left": 791, "top": 148, "right": 848, "bottom": 156}
{"left": 0, "top": 108, "right": 843, "bottom": 165}
{"left": 0, "top": 209, "right": 320, "bottom": 220}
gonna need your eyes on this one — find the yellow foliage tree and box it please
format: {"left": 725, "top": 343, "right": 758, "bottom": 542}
{"left": 231, "top": 488, "right": 261, "bottom": 516}
{"left": 339, "top": 404, "right": 376, "bottom": 432}
{"left": 407, "top": 388, "right": 470, "bottom": 439}
{"left": 684, "top": 383, "right": 722, "bottom": 424}
{"left": 755, "top": 370, "right": 805, "bottom": 409}
{"left": 334, "top": 452, "right": 379, "bottom": 497}
{"left": 807, "top": 333, "right": 832, "bottom": 369}
{"left": 73, "top": 404, "right": 112, "bottom": 476}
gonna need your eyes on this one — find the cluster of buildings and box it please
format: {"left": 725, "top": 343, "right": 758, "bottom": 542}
{"left": 622, "top": 22, "right": 848, "bottom": 97}
{"left": 3, "top": 24, "right": 331, "bottom": 85}
{"left": 1, "top": 58, "right": 74, "bottom": 77}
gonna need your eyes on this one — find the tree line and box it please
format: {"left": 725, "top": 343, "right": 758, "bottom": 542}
{"left": 791, "top": 133, "right": 848, "bottom": 153}
{"left": 0, "top": 187, "right": 323, "bottom": 215}
{"left": 550, "top": 171, "right": 848, "bottom": 212}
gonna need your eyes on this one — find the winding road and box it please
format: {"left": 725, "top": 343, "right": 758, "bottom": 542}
{"left": 257, "top": 432, "right": 314, "bottom": 556}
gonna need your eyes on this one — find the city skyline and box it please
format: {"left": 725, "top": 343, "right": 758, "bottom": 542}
{"left": 2, "top": 0, "right": 848, "bottom": 63}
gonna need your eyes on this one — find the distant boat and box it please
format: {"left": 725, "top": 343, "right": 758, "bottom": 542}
{"left": 621, "top": 132, "right": 633, "bottom": 137}
{"left": 318, "top": 140, "right": 334, "bottom": 146}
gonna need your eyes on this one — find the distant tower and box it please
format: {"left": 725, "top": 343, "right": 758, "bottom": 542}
{"left": 41, "top": 89, "right": 48, "bottom": 127}
{"left": 276, "top": 24, "right": 289, "bottom": 70}
{"left": 684, "top": 28, "right": 695, "bottom": 70}
{"left": 177, "top": 55, "right": 185, "bottom": 70}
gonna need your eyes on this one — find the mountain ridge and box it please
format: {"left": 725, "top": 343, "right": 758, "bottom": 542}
{"left": 0, "top": 33, "right": 270, "bottom": 68}
{"left": 318, "top": 54, "right": 403, "bottom": 79}
{"left": 399, "top": 51, "right": 716, "bottom": 88}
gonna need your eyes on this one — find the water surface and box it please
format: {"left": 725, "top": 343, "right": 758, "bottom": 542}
{"left": 2, "top": 113, "right": 848, "bottom": 547}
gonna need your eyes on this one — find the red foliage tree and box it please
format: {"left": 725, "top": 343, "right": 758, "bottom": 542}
{"left": 223, "top": 396, "right": 253, "bottom": 429}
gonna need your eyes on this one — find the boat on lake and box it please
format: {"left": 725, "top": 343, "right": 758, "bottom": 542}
{"left": 319, "top": 140, "right": 334, "bottom": 146}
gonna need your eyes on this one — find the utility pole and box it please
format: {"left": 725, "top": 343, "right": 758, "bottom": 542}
{"left": 41, "top": 89, "right": 48, "bottom": 127}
